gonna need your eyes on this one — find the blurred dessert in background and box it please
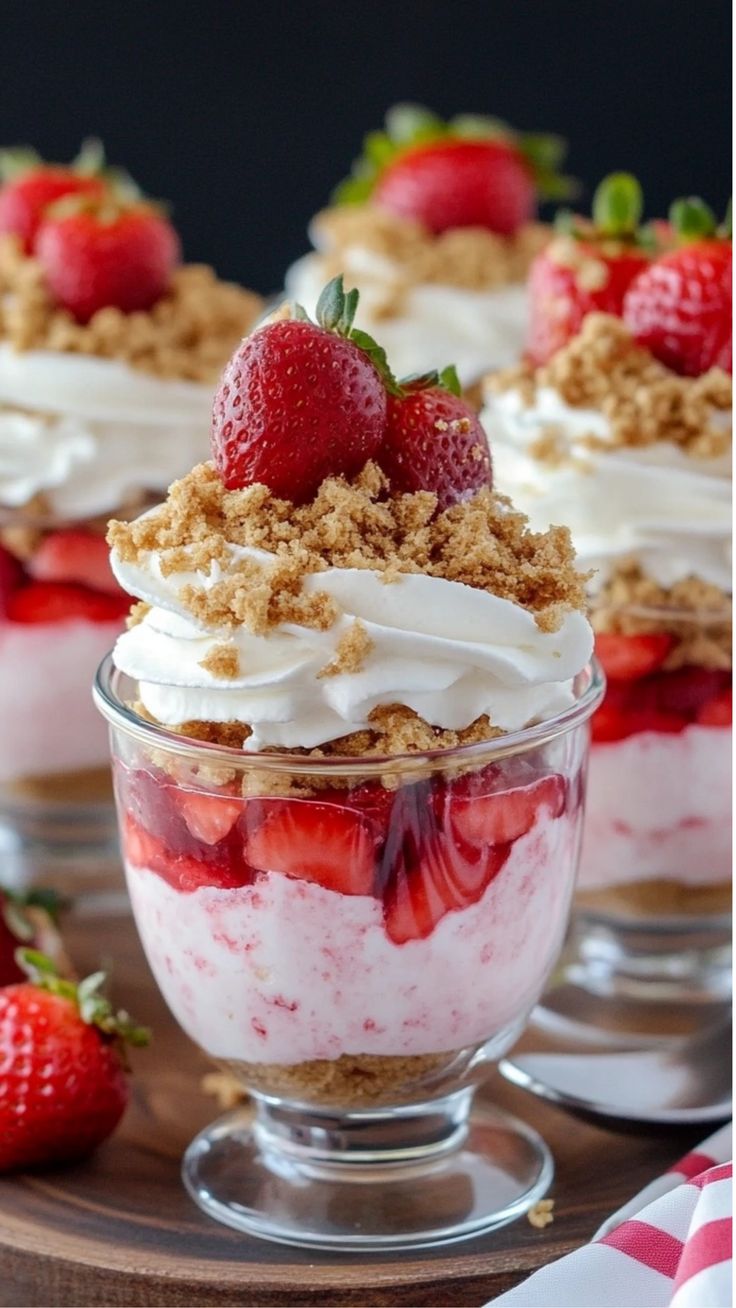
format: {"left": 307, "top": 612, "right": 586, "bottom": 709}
{"left": 481, "top": 204, "right": 732, "bottom": 930}
{"left": 285, "top": 104, "right": 574, "bottom": 392}
{"left": 0, "top": 142, "right": 262, "bottom": 877}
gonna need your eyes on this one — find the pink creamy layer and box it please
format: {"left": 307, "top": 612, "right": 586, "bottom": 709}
{"left": 125, "top": 811, "right": 578, "bottom": 1065}
{"left": 0, "top": 619, "right": 123, "bottom": 782}
{"left": 578, "top": 724, "right": 732, "bottom": 890}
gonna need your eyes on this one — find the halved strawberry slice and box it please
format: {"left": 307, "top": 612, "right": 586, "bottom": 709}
{"left": 384, "top": 835, "right": 510, "bottom": 944}
{"left": 7, "top": 580, "right": 130, "bottom": 624}
{"left": 30, "top": 530, "right": 126, "bottom": 597}
{"left": 0, "top": 544, "right": 24, "bottom": 618}
{"left": 245, "top": 801, "right": 378, "bottom": 896}
{"left": 696, "top": 691, "right": 733, "bottom": 727}
{"left": 445, "top": 775, "right": 566, "bottom": 848}
{"left": 123, "top": 817, "right": 253, "bottom": 892}
{"left": 594, "top": 632, "right": 673, "bottom": 682}
{"left": 174, "top": 791, "right": 244, "bottom": 846}
{"left": 592, "top": 702, "right": 683, "bottom": 742}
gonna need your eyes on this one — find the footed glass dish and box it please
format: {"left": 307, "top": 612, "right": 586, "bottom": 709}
{"left": 95, "top": 654, "right": 602, "bottom": 1250}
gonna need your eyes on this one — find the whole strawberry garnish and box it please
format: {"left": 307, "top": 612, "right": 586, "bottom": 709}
{"left": 334, "top": 103, "right": 575, "bottom": 236}
{"left": 212, "top": 276, "right": 390, "bottom": 501}
{"left": 0, "top": 950, "right": 148, "bottom": 1172}
{"left": 379, "top": 366, "right": 492, "bottom": 509}
{"left": 527, "top": 173, "right": 655, "bottom": 365}
{"left": 0, "top": 888, "right": 70, "bottom": 987}
{"left": 623, "top": 198, "right": 732, "bottom": 376}
{"left": 34, "top": 196, "right": 180, "bottom": 323}
{"left": 0, "top": 140, "right": 137, "bottom": 253}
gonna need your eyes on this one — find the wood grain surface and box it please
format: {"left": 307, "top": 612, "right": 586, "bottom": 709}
{"left": 0, "top": 906, "right": 707, "bottom": 1308}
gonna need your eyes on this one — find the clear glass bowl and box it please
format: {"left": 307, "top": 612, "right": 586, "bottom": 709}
{"left": 576, "top": 601, "right": 732, "bottom": 1000}
{"left": 94, "top": 654, "right": 602, "bottom": 1250}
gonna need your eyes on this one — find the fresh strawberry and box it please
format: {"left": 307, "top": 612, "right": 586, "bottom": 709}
{"left": 591, "top": 701, "right": 683, "bottom": 743}
{"left": 0, "top": 951, "right": 148, "bottom": 1172}
{"left": 527, "top": 174, "right": 654, "bottom": 365}
{"left": 379, "top": 370, "right": 492, "bottom": 509}
{"left": 383, "top": 828, "right": 510, "bottom": 944}
{"left": 7, "top": 580, "right": 130, "bottom": 624}
{"left": 123, "top": 817, "right": 253, "bottom": 892}
{"left": 245, "top": 800, "right": 378, "bottom": 896}
{"left": 594, "top": 632, "right": 673, "bottom": 682}
{"left": 444, "top": 774, "right": 566, "bottom": 848}
{"left": 334, "top": 103, "right": 574, "bottom": 236}
{"left": 174, "top": 790, "right": 244, "bottom": 846}
{"left": 212, "top": 276, "right": 388, "bottom": 502}
{"left": 30, "top": 529, "right": 125, "bottom": 597}
{"left": 0, "top": 143, "right": 106, "bottom": 252}
{"left": 696, "top": 691, "right": 732, "bottom": 727}
{"left": 35, "top": 198, "right": 180, "bottom": 323}
{"left": 623, "top": 198, "right": 732, "bottom": 376}
{"left": 0, "top": 543, "right": 24, "bottom": 617}
{"left": 0, "top": 888, "right": 70, "bottom": 987}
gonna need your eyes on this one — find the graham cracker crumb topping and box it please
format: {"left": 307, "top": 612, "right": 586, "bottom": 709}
{"left": 312, "top": 205, "right": 549, "bottom": 307}
{"left": 527, "top": 1198, "right": 555, "bottom": 1230}
{"left": 593, "top": 560, "right": 732, "bottom": 670}
{"left": 199, "top": 642, "right": 240, "bottom": 679}
{"left": 109, "top": 459, "right": 589, "bottom": 638}
{"left": 491, "top": 314, "right": 732, "bottom": 457}
{"left": 318, "top": 620, "right": 374, "bottom": 678}
{"left": 0, "top": 234, "right": 262, "bottom": 381}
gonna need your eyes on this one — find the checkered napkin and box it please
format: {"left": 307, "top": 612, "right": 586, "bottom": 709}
{"left": 489, "top": 1124, "right": 732, "bottom": 1307}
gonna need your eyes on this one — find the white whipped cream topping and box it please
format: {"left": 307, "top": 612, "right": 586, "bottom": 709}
{"left": 284, "top": 247, "right": 529, "bottom": 387}
{"left": 0, "top": 345, "right": 214, "bottom": 518}
{"left": 481, "top": 385, "right": 732, "bottom": 591}
{"left": 111, "top": 539, "right": 593, "bottom": 751}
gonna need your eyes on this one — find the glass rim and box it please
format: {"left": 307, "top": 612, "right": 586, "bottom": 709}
{"left": 93, "top": 652, "right": 605, "bottom": 779}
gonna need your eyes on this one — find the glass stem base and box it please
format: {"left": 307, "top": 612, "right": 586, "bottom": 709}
{"left": 569, "top": 912, "right": 732, "bottom": 1004}
{"left": 182, "top": 1089, "right": 553, "bottom": 1250}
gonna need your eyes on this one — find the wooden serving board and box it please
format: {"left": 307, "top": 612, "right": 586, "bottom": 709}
{"left": 0, "top": 908, "right": 706, "bottom": 1308}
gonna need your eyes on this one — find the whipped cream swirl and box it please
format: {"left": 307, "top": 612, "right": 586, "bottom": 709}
{"left": 111, "top": 540, "right": 593, "bottom": 752}
{"left": 285, "top": 248, "right": 529, "bottom": 387}
{"left": 0, "top": 346, "right": 214, "bottom": 519}
{"left": 481, "top": 386, "right": 732, "bottom": 592}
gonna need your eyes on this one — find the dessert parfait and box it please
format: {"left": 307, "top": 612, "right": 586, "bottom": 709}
{"left": 0, "top": 145, "right": 261, "bottom": 881}
{"left": 96, "top": 279, "right": 600, "bottom": 1247}
{"left": 482, "top": 201, "right": 732, "bottom": 990}
{"left": 285, "top": 104, "right": 574, "bottom": 394}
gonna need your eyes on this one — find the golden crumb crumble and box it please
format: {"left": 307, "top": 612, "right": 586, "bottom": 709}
{"left": 200, "top": 1070, "right": 247, "bottom": 1110}
{"left": 0, "top": 234, "right": 262, "bottom": 381}
{"left": 491, "top": 314, "right": 732, "bottom": 457}
{"left": 527, "top": 1198, "right": 555, "bottom": 1230}
{"left": 311, "top": 204, "right": 549, "bottom": 309}
{"left": 199, "top": 642, "right": 240, "bottom": 679}
{"left": 318, "top": 620, "right": 374, "bottom": 678}
{"left": 593, "top": 560, "right": 732, "bottom": 670}
{"left": 125, "top": 600, "right": 151, "bottom": 630}
{"left": 108, "top": 459, "right": 588, "bottom": 639}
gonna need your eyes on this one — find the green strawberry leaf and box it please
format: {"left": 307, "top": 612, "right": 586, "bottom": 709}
{"left": 349, "top": 327, "right": 402, "bottom": 395}
{"left": 385, "top": 102, "right": 446, "bottom": 145}
{"left": 0, "top": 146, "right": 42, "bottom": 183}
{"left": 16, "top": 948, "right": 151, "bottom": 1047}
{"left": 593, "top": 173, "right": 644, "bottom": 237}
{"left": 451, "top": 113, "right": 509, "bottom": 141}
{"left": 670, "top": 196, "right": 717, "bottom": 243}
{"left": 720, "top": 199, "right": 732, "bottom": 240}
{"left": 439, "top": 363, "right": 462, "bottom": 396}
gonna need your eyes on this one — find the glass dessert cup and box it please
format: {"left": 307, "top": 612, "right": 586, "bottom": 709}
{"left": 0, "top": 499, "right": 150, "bottom": 900}
{"left": 95, "top": 654, "right": 601, "bottom": 1250}
{"left": 574, "top": 602, "right": 732, "bottom": 1003}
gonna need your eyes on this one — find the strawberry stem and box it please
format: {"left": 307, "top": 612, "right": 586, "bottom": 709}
{"left": 592, "top": 173, "right": 644, "bottom": 238}
{"left": 670, "top": 196, "right": 718, "bottom": 243}
{"left": 16, "top": 948, "right": 150, "bottom": 1047}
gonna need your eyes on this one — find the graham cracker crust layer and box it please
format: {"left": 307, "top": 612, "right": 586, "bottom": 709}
{"left": 226, "top": 1050, "right": 463, "bottom": 1109}
{"left": 577, "top": 878, "right": 731, "bottom": 920}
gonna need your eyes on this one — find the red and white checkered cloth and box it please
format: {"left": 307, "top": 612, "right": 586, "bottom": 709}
{"left": 490, "top": 1124, "right": 732, "bottom": 1307}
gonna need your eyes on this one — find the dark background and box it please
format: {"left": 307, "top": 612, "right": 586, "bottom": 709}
{"left": 2, "top": 0, "right": 731, "bottom": 294}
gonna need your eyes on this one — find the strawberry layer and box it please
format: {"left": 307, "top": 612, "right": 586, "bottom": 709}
{"left": 578, "top": 724, "right": 732, "bottom": 891}
{"left": 0, "top": 619, "right": 121, "bottom": 781}
{"left": 125, "top": 810, "right": 577, "bottom": 1065}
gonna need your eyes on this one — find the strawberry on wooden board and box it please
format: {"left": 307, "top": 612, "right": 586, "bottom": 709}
{"left": 0, "top": 950, "right": 148, "bottom": 1172}
{"left": 211, "top": 276, "right": 389, "bottom": 502}
{"left": 30, "top": 529, "right": 125, "bottom": 597}
{"left": 7, "top": 580, "right": 131, "bottom": 624}
{"left": 623, "top": 197, "right": 732, "bottom": 376}
{"left": 334, "top": 103, "right": 575, "bottom": 236}
{"left": 0, "top": 887, "right": 70, "bottom": 987}
{"left": 35, "top": 197, "right": 180, "bottom": 323}
{"left": 0, "top": 141, "right": 109, "bottom": 252}
{"left": 527, "top": 173, "right": 656, "bottom": 365}
{"left": 594, "top": 632, "right": 673, "bottom": 682}
{"left": 379, "top": 366, "right": 492, "bottom": 509}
